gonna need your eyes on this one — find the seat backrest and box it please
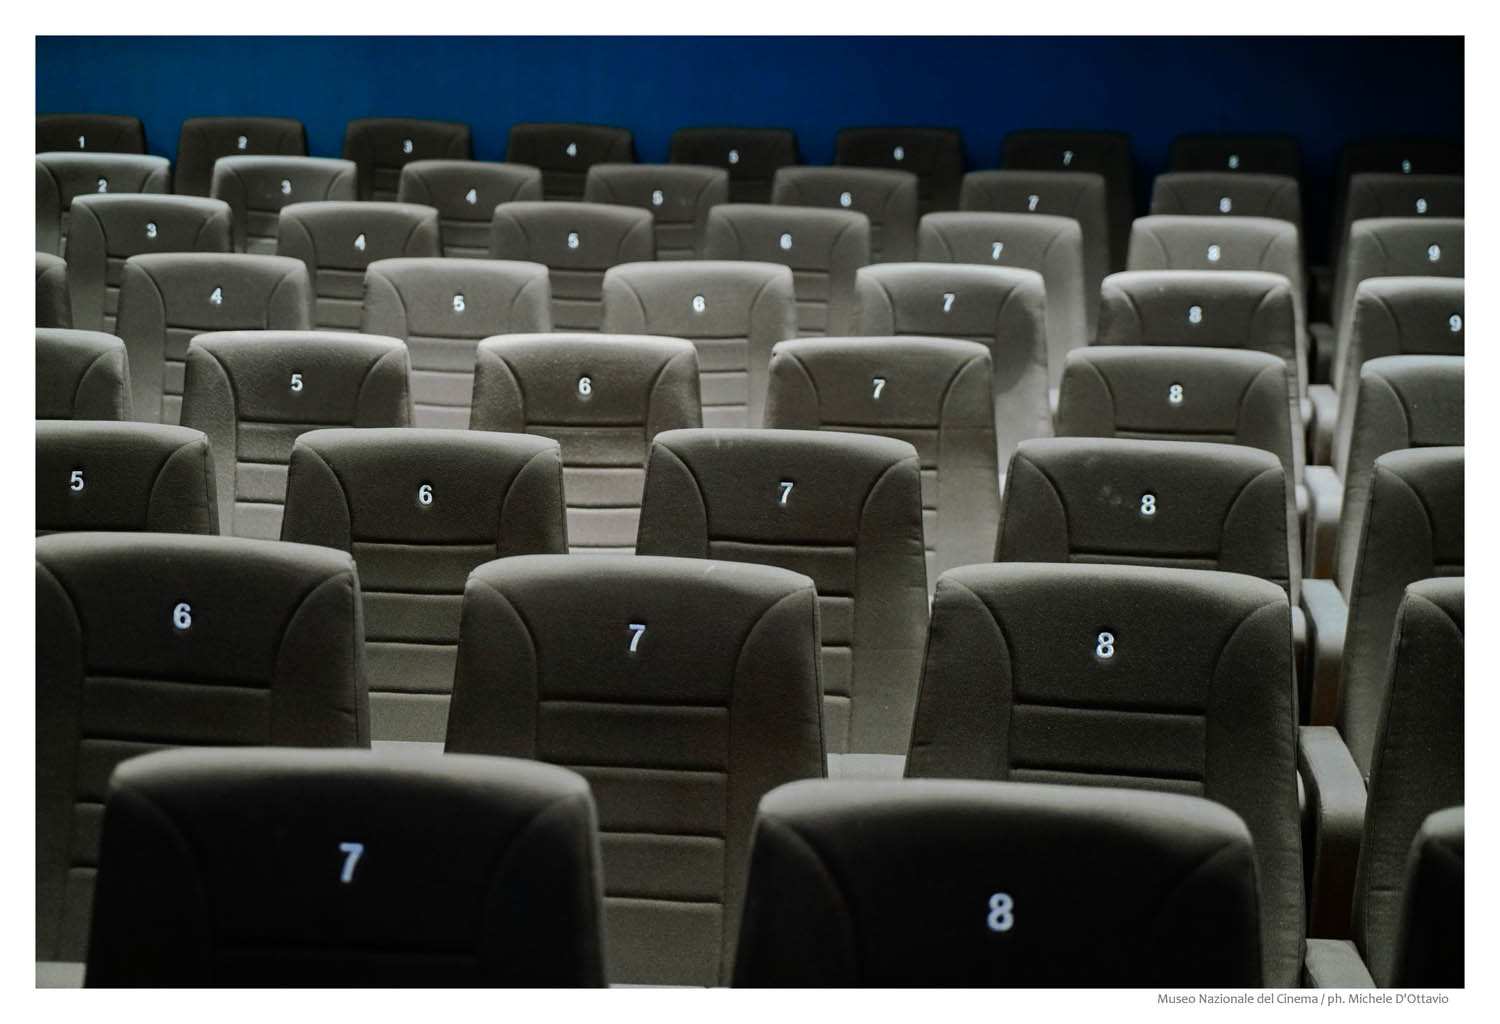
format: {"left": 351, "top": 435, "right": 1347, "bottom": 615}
{"left": 834, "top": 125, "right": 965, "bottom": 214}
{"left": 1330, "top": 139, "right": 1463, "bottom": 261}
{"left": 180, "top": 330, "right": 411, "bottom": 539}
{"left": 1338, "top": 447, "right": 1463, "bottom": 773}
{"left": 1001, "top": 131, "right": 1134, "bottom": 271}
{"left": 1352, "top": 578, "right": 1462, "bottom": 987}
{"left": 84, "top": 748, "right": 605, "bottom": 987}
{"left": 174, "top": 116, "right": 307, "bottom": 196}
{"left": 1332, "top": 277, "right": 1464, "bottom": 402}
{"left": 919, "top": 210, "right": 1091, "bottom": 364}
{"left": 36, "top": 328, "right": 131, "bottom": 420}
{"left": 445, "top": 554, "right": 825, "bottom": 985}
{"left": 36, "top": 153, "right": 171, "bottom": 257}
{"left": 1389, "top": 806, "right": 1464, "bottom": 989}
{"left": 36, "top": 531, "right": 368, "bottom": 961}
{"left": 488, "top": 201, "right": 654, "bottom": 332}
{"left": 764, "top": 336, "right": 998, "bottom": 584}
{"left": 115, "top": 252, "right": 312, "bottom": 424}
{"left": 282, "top": 428, "right": 569, "bottom": 742}
{"left": 1149, "top": 172, "right": 1301, "bottom": 231}
{"left": 361, "top": 257, "right": 551, "bottom": 429}
{"left": 584, "top": 163, "right": 729, "bottom": 261}
{"left": 668, "top": 125, "right": 799, "bottom": 204}
{"left": 637, "top": 428, "right": 927, "bottom": 754}
{"left": 35, "top": 421, "right": 217, "bottom": 535}
{"left": 998, "top": 437, "right": 1298, "bottom": 601}
{"left": 37, "top": 252, "right": 71, "bottom": 327}
{"left": 1334, "top": 357, "right": 1464, "bottom": 591}
{"left": 904, "top": 561, "right": 1302, "bottom": 986}
{"left": 66, "top": 194, "right": 232, "bottom": 335}
{"left": 37, "top": 113, "right": 145, "bottom": 154}
{"left": 470, "top": 333, "right": 700, "bottom": 554}
{"left": 772, "top": 166, "right": 918, "bottom": 263}
{"left": 506, "top": 122, "right": 635, "bottom": 200}
{"left": 276, "top": 201, "right": 441, "bottom": 330}
{"left": 211, "top": 156, "right": 357, "bottom": 254}
{"left": 396, "top": 160, "right": 543, "bottom": 257}
{"left": 733, "top": 779, "right": 1263, "bottom": 987}
{"left": 341, "top": 117, "right": 472, "bottom": 201}
{"left": 701, "top": 204, "right": 870, "bottom": 337}
{"left": 599, "top": 260, "right": 795, "bottom": 428}
{"left": 850, "top": 262, "right": 1050, "bottom": 463}
{"left": 1334, "top": 173, "right": 1462, "bottom": 275}
{"left": 1169, "top": 133, "right": 1301, "bottom": 178}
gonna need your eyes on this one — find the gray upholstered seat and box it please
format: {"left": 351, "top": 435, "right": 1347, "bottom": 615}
{"left": 764, "top": 336, "right": 998, "bottom": 584}
{"left": 1001, "top": 131, "right": 1133, "bottom": 271}
{"left": 733, "top": 779, "right": 1263, "bottom": 987}
{"left": 488, "top": 201, "right": 654, "bottom": 332}
{"left": 584, "top": 163, "right": 729, "bottom": 261}
{"left": 772, "top": 166, "right": 917, "bottom": 263}
{"left": 1389, "top": 807, "right": 1464, "bottom": 987}
{"left": 36, "top": 328, "right": 131, "bottom": 420}
{"left": 669, "top": 125, "right": 799, "bottom": 204}
{"left": 35, "top": 421, "right": 216, "bottom": 535}
{"left": 396, "top": 160, "right": 543, "bottom": 257}
{"left": 1150, "top": 171, "right": 1302, "bottom": 230}
{"left": 210, "top": 156, "right": 357, "bottom": 254}
{"left": 173, "top": 116, "right": 307, "bottom": 196}
{"left": 1329, "top": 140, "right": 1462, "bottom": 269}
{"left": 37, "top": 114, "right": 145, "bottom": 154}
{"left": 1333, "top": 174, "right": 1463, "bottom": 282}
{"left": 342, "top": 117, "right": 471, "bottom": 201}
{"left": 701, "top": 204, "right": 869, "bottom": 337}
{"left": 834, "top": 125, "right": 964, "bottom": 214}
{"left": 599, "top": 260, "right": 796, "bottom": 428}
{"left": 849, "top": 262, "right": 1050, "bottom": 465}
{"left": 65, "top": 194, "right": 232, "bottom": 335}
{"left": 637, "top": 428, "right": 927, "bottom": 755}
{"left": 361, "top": 257, "right": 551, "bottom": 428}
{"left": 180, "top": 330, "right": 411, "bottom": 539}
{"left": 506, "top": 122, "right": 634, "bottom": 201}
{"left": 36, "top": 531, "right": 368, "bottom": 964}
{"left": 84, "top": 748, "right": 605, "bottom": 987}
{"left": 282, "top": 428, "right": 569, "bottom": 741}
{"left": 445, "top": 553, "right": 825, "bottom": 985}
{"left": 469, "top": 333, "right": 700, "bottom": 554}
{"left": 1169, "top": 133, "right": 1301, "bottom": 177}
{"left": 37, "top": 252, "right": 70, "bottom": 327}
{"left": 276, "top": 201, "right": 441, "bottom": 330}
{"left": 36, "top": 153, "right": 171, "bottom": 258}
{"left": 114, "top": 252, "right": 312, "bottom": 424}
{"left": 905, "top": 561, "right": 1303, "bottom": 987}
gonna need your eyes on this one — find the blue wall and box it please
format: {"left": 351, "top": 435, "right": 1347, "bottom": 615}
{"left": 37, "top": 35, "right": 1463, "bottom": 259}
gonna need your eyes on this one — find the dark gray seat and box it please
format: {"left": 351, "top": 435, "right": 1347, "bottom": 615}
{"left": 669, "top": 126, "right": 799, "bottom": 204}
{"left": 469, "top": 333, "right": 701, "bottom": 554}
{"left": 506, "top": 122, "right": 634, "bottom": 201}
{"left": 174, "top": 116, "right": 307, "bottom": 196}
{"left": 342, "top": 117, "right": 472, "bottom": 201}
{"left": 36, "top": 328, "right": 131, "bottom": 420}
{"left": 114, "top": 252, "right": 312, "bottom": 424}
{"left": 37, "top": 252, "right": 70, "bottom": 327}
{"left": 1001, "top": 131, "right": 1133, "bottom": 271}
{"left": 835, "top": 125, "right": 964, "bottom": 214}
{"left": 701, "top": 204, "right": 869, "bottom": 337}
{"left": 210, "top": 156, "right": 357, "bottom": 254}
{"left": 772, "top": 166, "right": 918, "bottom": 263}
{"left": 584, "top": 163, "right": 729, "bottom": 261}
{"left": 764, "top": 336, "right": 998, "bottom": 583}
{"left": 85, "top": 748, "right": 605, "bottom": 987}
{"left": 36, "top": 153, "right": 171, "bottom": 257}
{"left": 599, "top": 260, "right": 796, "bottom": 428}
{"left": 733, "top": 779, "right": 1263, "bottom": 987}
{"left": 488, "top": 201, "right": 654, "bottom": 332}
{"left": 1329, "top": 139, "right": 1463, "bottom": 272}
{"left": 637, "top": 428, "right": 927, "bottom": 755}
{"left": 1388, "top": 807, "right": 1464, "bottom": 987}
{"left": 396, "top": 160, "right": 543, "bottom": 257}
{"left": 282, "top": 428, "right": 569, "bottom": 742}
{"left": 36, "top": 531, "right": 368, "bottom": 963}
{"left": 37, "top": 114, "right": 145, "bottom": 154}
{"left": 1332, "top": 174, "right": 1463, "bottom": 292}
{"left": 905, "top": 562, "right": 1303, "bottom": 987}
{"left": 445, "top": 554, "right": 825, "bottom": 985}
{"left": 849, "top": 262, "right": 1050, "bottom": 465}
{"left": 65, "top": 194, "right": 232, "bottom": 335}
{"left": 276, "top": 201, "right": 441, "bottom": 330}
{"left": 1149, "top": 172, "right": 1302, "bottom": 230}
{"left": 1169, "top": 133, "right": 1301, "bottom": 178}
{"left": 180, "top": 330, "right": 411, "bottom": 539}
{"left": 35, "top": 421, "right": 217, "bottom": 535}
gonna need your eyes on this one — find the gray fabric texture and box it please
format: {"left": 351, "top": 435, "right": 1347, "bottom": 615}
{"left": 37, "top": 252, "right": 71, "bottom": 327}
{"left": 1330, "top": 140, "right": 1462, "bottom": 261}
{"left": 36, "top": 153, "right": 170, "bottom": 257}
{"left": 669, "top": 126, "right": 799, "bottom": 204}
{"left": 835, "top": 126, "right": 964, "bottom": 214}
{"left": 210, "top": 156, "right": 356, "bottom": 254}
{"left": 174, "top": 117, "right": 307, "bottom": 197}
{"left": 1333, "top": 174, "right": 1463, "bottom": 291}
{"left": 1169, "top": 134, "right": 1301, "bottom": 177}
{"left": 772, "top": 166, "right": 918, "bottom": 263}
{"left": 585, "top": 163, "right": 729, "bottom": 261}
{"left": 1150, "top": 171, "right": 1302, "bottom": 230}
{"left": 396, "top": 160, "right": 543, "bottom": 257}
{"left": 1001, "top": 131, "right": 1133, "bottom": 271}
{"left": 342, "top": 118, "right": 472, "bottom": 201}
{"left": 1390, "top": 806, "right": 1464, "bottom": 988}
{"left": 38, "top": 114, "right": 145, "bottom": 154}
{"left": 1330, "top": 276, "right": 1464, "bottom": 406}
{"left": 506, "top": 122, "right": 635, "bottom": 201}
{"left": 37, "top": 328, "right": 131, "bottom": 420}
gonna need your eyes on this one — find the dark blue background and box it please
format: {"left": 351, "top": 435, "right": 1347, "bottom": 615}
{"left": 37, "top": 35, "right": 1464, "bottom": 261}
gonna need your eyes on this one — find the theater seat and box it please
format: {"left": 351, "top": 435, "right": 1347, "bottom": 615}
{"left": 173, "top": 116, "right": 307, "bottom": 196}
{"left": 669, "top": 126, "right": 799, "bottom": 204}
{"left": 1149, "top": 171, "right": 1301, "bottom": 229}
{"left": 584, "top": 163, "right": 729, "bottom": 261}
{"left": 342, "top": 117, "right": 472, "bottom": 201}
{"left": 834, "top": 125, "right": 964, "bottom": 214}
{"left": 37, "top": 252, "right": 70, "bottom": 327}
{"left": 396, "top": 160, "right": 543, "bottom": 258}
{"left": 1169, "top": 133, "right": 1301, "bottom": 178}
{"left": 37, "top": 113, "right": 145, "bottom": 154}
{"left": 1002, "top": 130, "right": 1133, "bottom": 271}
{"left": 36, "top": 328, "right": 131, "bottom": 420}
{"left": 772, "top": 166, "right": 918, "bottom": 263}
{"left": 506, "top": 121, "right": 634, "bottom": 201}
{"left": 36, "top": 153, "right": 171, "bottom": 258}
{"left": 211, "top": 156, "right": 357, "bottom": 254}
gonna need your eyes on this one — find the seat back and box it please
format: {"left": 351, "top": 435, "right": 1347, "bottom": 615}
{"left": 1332, "top": 276, "right": 1464, "bottom": 401}
{"left": 1150, "top": 172, "right": 1302, "bottom": 231}
{"left": 772, "top": 166, "right": 917, "bottom": 263}
{"left": 835, "top": 125, "right": 964, "bottom": 214}
{"left": 445, "top": 554, "right": 825, "bottom": 985}
{"left": 1001, "top": 131, "right": 1133, "bottom": 271}
{"left": 506, "top": 122, "right": 635, "bottom": 200}
{"left": 1390, "top": 807, "right": 1464, "bottom": 988}
{"left": 211, "top": 156, "right": 357, "bottom": 254}
{"left": 1169, "top": 133, "right": 1301, "bottom": 177}
{"left": 174, "top": 116, "right": 307, "bottom": 196}
{"left": 37, "top": 252, "right": 71, "bottom": 327}
{"left": 342, "top": 117, "right": 472, "bottom": 201}
{"left": 36, "top": 153, "right": 171, "bottom": 257}
{"left": 669, "top": 126, "right": 799, "bottom": 204}
{"left": 1330, "top": 139, "right": 1463, "bottom": 262}
{"left": 38, "top": 113, "right": 145, "bottom": 154}
{"left": 396, "top": 160, "right": 543, "bottom": 257}
{"left": 36, "top": 328, "right": 131, "bottom": 420}
{"left": 585, "top": 163, "right": 729, "bottom": 260}
{"left": 1334, "top": 173, "right": 1463, "bottom": 282}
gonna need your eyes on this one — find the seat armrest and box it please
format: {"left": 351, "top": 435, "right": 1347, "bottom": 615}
{"left": 1303, "top": 938, "right": 1375, "bottom": 988}
{"left": 1299, "top": 725, "right": 1367, "bottom": 938}
{"left": 1310, "top": 322, "right": 1336, "bottom": 385}
{"left": 1303, "top": 465, "right": 1342, "bottom": 580}
{"left": 1300, "top": 579, "right": 1347, "bottom": 725}
{"left": 1307, "top": 384, "right": 1339, "bottom": 467}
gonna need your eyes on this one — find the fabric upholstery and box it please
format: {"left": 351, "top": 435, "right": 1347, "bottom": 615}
{"left": 1169, "top": 134, "right": 1301, "bottom": 178}
{"left": 1331, "top": 276, "right": 1464, "bottom": 403}
{"left": 1150, "top": 171, "right": 1302, "bottom": 230}
{"left": 772, "top": 166, "right": 918, "bottom": 263}
{"left": 342, "top": 118, "right": 471, "bottom": 201}
{"left": 174, "top": 117, "right": 307, "bottom": 196}
{"left": 37, "top": 252, "right": 71, "bottom": 328}
{"left": 36, "top": 153, "right": 170, "bottom": 258}
{"left": 506, "top": 122, "right": 634, "bottom": 201}
{"left": 37, "top": 113, "right": 145, "bottom": 154}
{"left": 36, "top": 328, "right": 132, "bottom": 420}
{"left": 585, "top": 163, "right": 729, "bottom": 260}
{"left": 210, "top": 156, "right": 356, "bottom": 254}
{"left": 834, "top": 125, "right": 964, "bottom": 214}
{"left": 1333, "top": 174, "right": 1463, "bottom": 293}
{"left": 1001, "top": 131, "right": 1133, "bottom": 271}
{"left": 396, "top": 160, "right": 543, "bottom": 257}
{"left": 669, "top": 126, "right": 799, "bottom": 204}
{"left": 1390, "top": 807, "right": 1464, "bottom": 988}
